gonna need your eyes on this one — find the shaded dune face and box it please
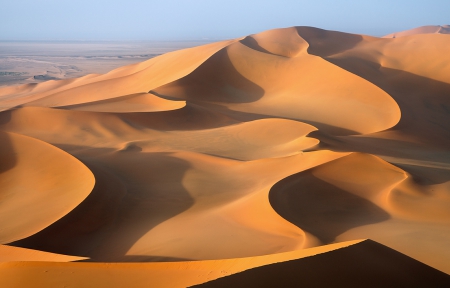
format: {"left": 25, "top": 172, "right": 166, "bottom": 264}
{"left": 269, "top": 168, "right": 390, "bottom": 244}
{"left": 0, "top": 24, "right": 450, "bottom": 286}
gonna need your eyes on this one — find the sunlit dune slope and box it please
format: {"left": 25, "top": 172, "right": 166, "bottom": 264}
{"left": 0, "top": 24, "right": 449, "bottom": 285}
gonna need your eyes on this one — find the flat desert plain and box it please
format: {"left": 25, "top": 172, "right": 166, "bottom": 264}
{"left": 0, "top": 25, "right": 450, "bottom": 287}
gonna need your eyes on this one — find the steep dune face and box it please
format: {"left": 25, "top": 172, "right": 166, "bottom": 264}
{"left": 0, "top": 24, "right": 449, "bottom": 286}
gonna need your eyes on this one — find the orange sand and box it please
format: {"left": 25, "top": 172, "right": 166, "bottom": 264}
{"left": 0, "top": 25, "right": 449, "bottom": 286}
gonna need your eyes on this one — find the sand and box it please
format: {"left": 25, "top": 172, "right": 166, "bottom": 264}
{"left": 383, "top": 25, "right": 450, "bottom": 38}
{"left": 0, "top": 24, "right": 449, "bottom": 287}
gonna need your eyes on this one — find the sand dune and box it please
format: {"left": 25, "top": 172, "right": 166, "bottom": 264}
{"left": 194, "top": 240, "right": 450, "bottom": 287}
{"left": 153, "top": 27, "right": 400, "bottom": 135}
{"left": 0, "top": 24, "right": 449, "bottom": 286}
{"left": 383, "top": 25, "right": 450, "bottom": 38}
{"left": 0, "top": 131, "right": 94, "bottom": 244}
{"left": 0, "top": 39, "right": 236, "bottom": 111}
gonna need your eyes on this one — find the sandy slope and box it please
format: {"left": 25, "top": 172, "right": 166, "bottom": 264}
{"left": 0, "top": 24, "right": 449, "bottom": 286}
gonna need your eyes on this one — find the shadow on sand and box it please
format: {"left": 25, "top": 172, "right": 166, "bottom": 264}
{"left": 269, "top": 170, "right": 390, "bottom": 243}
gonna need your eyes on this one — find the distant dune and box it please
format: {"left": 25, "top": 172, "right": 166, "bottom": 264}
{"left": 383, "top": 24, "right": 450, "bottom": 38}
{"left": 0, "top": 25, "right": 449, "bottom": 287}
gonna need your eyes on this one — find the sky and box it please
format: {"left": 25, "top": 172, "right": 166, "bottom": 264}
{"left": 1, "top": 0, "right": 449, "bottom": 41}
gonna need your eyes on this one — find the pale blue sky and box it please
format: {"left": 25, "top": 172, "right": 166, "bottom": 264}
{"left": 1, "top": 0, "right": 449, "bottom": 40}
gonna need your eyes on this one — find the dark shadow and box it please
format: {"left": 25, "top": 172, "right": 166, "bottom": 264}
{"left": 296, "top": 26, "right": 364, "bottom": 57}
{"left": 152, "top": 47, "right": 266, "bottom": 103}
{"left": 192, "top": 240, "right": 450, "bottom": 287}
{"left": 11, "top": 147, "right": 195, "bottom": 262}
{"left": 239, "top": 36, "right": 281, "bottom": 57}
{"left": 0, "top": 110, "right": 12, "bottom": 126}
{"left": 307, "top": 129, "right": 348, "bottom": 149}
{"left": 0, "top": 112, "right": 16, "bottom": 174}
{"left": 269, "top": 171, "right": 390, "bottom": 243}
{"left": 0, "top": 142, "right": 15, "bottom": 173}
{"left": 119, "top": 143, "right": 142, "bottom": 152}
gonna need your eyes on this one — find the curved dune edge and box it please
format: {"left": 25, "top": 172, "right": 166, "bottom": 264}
{"left": 0, "top": 245, "right": 87, "bottom": 262}
{"left": 153, "top": 27, "right": 400, "bottom": 135}
{"left": 0, "top": 131, "right": 95, "bottom": 244}
{"left": 0, "top": 240, "right": 364, "bottom": 288}
{"left": 119, "top": 150, "right": 349, "bottom": 261}
{"left": 0, "top": 39, "right": 238, "bottom": 111}
{"left": 60, "top": 92, "right": 186, "bottom": 113}
{"left": 240, "top": 27, "right": 308, "bottom": 58}
{"left": 269, "top": 152, "right": 450, "bottom": 273}
{"left": 302, "top": 29, "right": 450, "bottom": 144}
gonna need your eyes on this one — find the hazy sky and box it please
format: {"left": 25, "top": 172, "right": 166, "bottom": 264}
{"left": 1, "top": 0, "right": 449, "bottom": 40}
